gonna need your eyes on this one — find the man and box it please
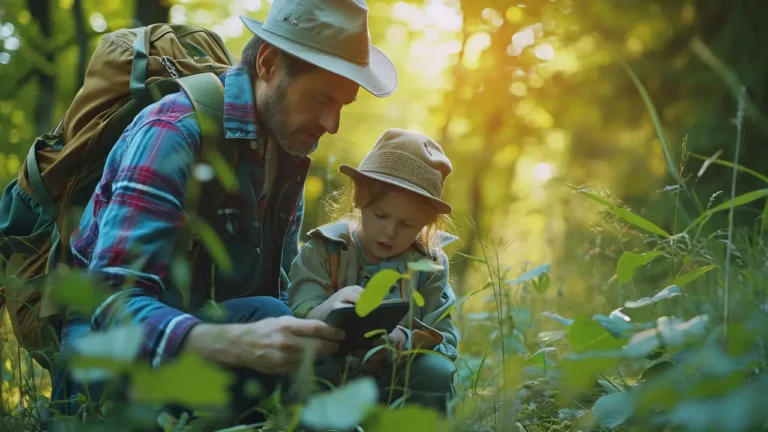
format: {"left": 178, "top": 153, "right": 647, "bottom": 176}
{"left": 50, "top": 0, "right": 398, "bottom": 424}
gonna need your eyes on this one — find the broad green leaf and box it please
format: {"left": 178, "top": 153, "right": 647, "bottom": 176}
{"left": 505, "top": 263, "right": 551, "bottom": 286}
{"left": 616, "top": 251, "right": 662, "bottom": 284}
{"left": 592, "top": 391, "right": 634, "bottom": 429}
{"left": 301, "top": 377, "right": 378, "bottom": 430}
{"left": 567, "top": 315, "right": 626, "bottom": 353}
{"left": 624, "top": 285, "right": 682, "bottom": 308}
{"left": 70, "top": 324, "right": 144, "bottom": 382}
{"left": 188, "top": 215, "right": 232, "bottom": 272}
{"left": 541, "top": 311, "right": 574, "bottom": 326}
{"left": 569, "top": 186, "right": 671, "bottom": 237}
{"left": 49, "top": 271, "right": 108, "bottom": 315}
{"left": 406, "top": 259, "right": 444, "bottom": 272}
{"left": 356, "top": 269, "right": 408, "bottom": 317}
{"left": 672, "top": 265, "right": 717, "bottom": 286}
{"left": 684, "top": 189, "right": 768, "bottom": 232}
{"left": 453, "top": 251, "right": 487, "bottom": 264}
{"left": 639, "top": 360, "right": 675, "bottom": 381}
{"left": 410, "top": 288, "right": 425, "bottom": 307}
{"left": 131, "top": 353, "right": 234, "bottom": 408}
{"left": 525, "top": 347, "right": 556, "bottom": 366}
{"left": 624, "top": 315, "right": 709, "bottom": 357}
{"left": 597, "top": 379, "right": 622, "bottom": 394}
{"left": 365, "top": 405, "right": 443, "bottom": 432}
{"left": 532, "top": 272, "right": 550, "bottom": 294}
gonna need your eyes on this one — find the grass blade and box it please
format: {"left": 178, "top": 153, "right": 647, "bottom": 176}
{"left": 690, "top": 153, "right": 768, "bottom": 184}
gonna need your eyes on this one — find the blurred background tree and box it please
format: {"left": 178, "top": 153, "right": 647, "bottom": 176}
{"left": 1, "top": 0, "right": 766, "bottom": 416}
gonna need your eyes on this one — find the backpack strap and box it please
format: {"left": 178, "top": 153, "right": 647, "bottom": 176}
{"left": 326, "top": 241, "right": 341, "bottom": 293}
{"left": 176, "top": 72, "right": 238, "bottom": 224}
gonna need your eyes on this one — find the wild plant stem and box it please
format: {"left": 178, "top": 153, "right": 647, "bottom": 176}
{"left": 724, "top": 86, "right": 747, "bottom": 342}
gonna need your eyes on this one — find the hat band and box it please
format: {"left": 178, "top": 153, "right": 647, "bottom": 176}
{"left": 261, "top": 18, "right": 370, "bottom": 64}
{"left": 356, "top": 151, "right": 444, "bottom": 199}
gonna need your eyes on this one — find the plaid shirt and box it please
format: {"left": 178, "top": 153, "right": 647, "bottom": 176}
{"left": 69, "top": 65, "right": 307, "bottom": 367}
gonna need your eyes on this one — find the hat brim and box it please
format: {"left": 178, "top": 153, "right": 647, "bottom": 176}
{"left": 240, "top": 16, "right": 398, "bottom": 98}
{"left": 339, "top": 164, "right": 452, "bottom": 214}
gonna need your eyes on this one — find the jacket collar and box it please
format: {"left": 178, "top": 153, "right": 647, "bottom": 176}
{"left": 308, "top": 218, "right": 458, "bottom": 257}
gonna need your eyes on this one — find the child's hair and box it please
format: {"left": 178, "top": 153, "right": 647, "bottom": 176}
{"left": 323, "top": 176, "right": 455, "bottom": 258}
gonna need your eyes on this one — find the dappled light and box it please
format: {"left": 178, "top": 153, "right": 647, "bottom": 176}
{"left": 1, "top": 0, "right": 768, "bottom": 430}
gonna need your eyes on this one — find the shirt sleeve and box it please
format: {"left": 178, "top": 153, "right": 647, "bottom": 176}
{"left": 88, "top": 117, "right": 203, "bottom": 368}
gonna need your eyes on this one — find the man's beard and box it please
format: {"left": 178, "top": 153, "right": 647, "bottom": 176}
{"left": 258, "top": 78, "right": 319, "bottom": 157}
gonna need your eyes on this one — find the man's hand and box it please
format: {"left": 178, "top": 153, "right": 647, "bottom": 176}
{"left": 307, "top": 285, "right": 364, "bottom": 321}
{"left": 234, "top": 316, "right": 345, "bottom": 374}
{"left": 185, "top": 316, "right": 345, "bottom": 375}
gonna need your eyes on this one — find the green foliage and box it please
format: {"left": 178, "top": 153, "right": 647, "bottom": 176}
{"left": 301, "top": 377, "right": 378, "bottom": 430}
{"left": 355, "top": 269, "right": 409, "bottom": 317}
{"left": 616, "top": 250, "right": 662, "bottom": 284}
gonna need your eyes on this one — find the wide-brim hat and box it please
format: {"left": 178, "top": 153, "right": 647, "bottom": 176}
{"left": 240, "top": 0, "right": 398, "bottom": 98}
{"left": 339, "top": 128, "right": 453, "bottom": 214}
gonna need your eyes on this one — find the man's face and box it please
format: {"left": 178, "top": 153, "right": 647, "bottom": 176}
{"left": 256, "top": 51, "right": 360, "bottom": 156}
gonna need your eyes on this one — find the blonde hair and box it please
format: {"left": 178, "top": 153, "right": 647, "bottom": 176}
{"left": 323, "top": 176, "right": 454, "bottom": 259}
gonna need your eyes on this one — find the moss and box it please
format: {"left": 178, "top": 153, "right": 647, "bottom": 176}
{"left": 525, "top": 418, "right": 574, "bottom": 432}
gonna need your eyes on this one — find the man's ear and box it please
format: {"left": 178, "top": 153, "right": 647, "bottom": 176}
{"left": 256, "top": 43, "right": 281, "bottom": 83}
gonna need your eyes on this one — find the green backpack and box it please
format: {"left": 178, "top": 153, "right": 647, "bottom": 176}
{"left": 0, "top": 23, "right": 238, "bottom": 369}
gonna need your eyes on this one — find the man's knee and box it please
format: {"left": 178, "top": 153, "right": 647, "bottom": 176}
{"left": 211, "top": 296, "right": 293, "bottom": 324}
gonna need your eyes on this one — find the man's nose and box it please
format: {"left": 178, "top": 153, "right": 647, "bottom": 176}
{"left": 319, "top": 107, "right": 341, "bottom": 135}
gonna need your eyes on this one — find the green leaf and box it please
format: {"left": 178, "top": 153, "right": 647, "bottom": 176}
{"left": 639, "top": 360, "right": 675, "bottom": 381}
{"left": 410, "top": 288, "right": 425, "bottom": 307}
{"left": 70, "top": 324, "right": 144, "bottom": 382}
{"left": 406, "top": 259, "right": 444, "bottom": 272}
{"left": 592, "top": 391, "right": 635, "bottom": 429}
{"left": 301, "top": 377, "right": 378, "bottom": 430}
{"left": 362, "top": 344, "right": 389, "bottom": 365}
{"left": 567, "top": 316, "right": 626, "bottom": 353}
{"left": 597, "top": 379, "right": 622, "bottom": 394}
{"left": 50, "top": 271, "right": 108, "bottom": 315}
{"left": 532, "top": 272, "right": 551, "bottom": 294}
{"left": 188, "top": 215, "right": 232, "bottom": 272}
{"left": 365, "top": 405, "right": 443, "bottom": 432}
{"left": 434, "top": 303, "right": 455, "bottom": 324}
{"left": 453, "top": 251, "right": 487, "bottom": 264}
{"left": 525, "top": 347, "right": 556, "bottom": 366}
{"left": 690, "top": 152, "right": 768, "bottom": 184}
{"left": 624, "top": 285, "right": 682, "bottom": 308}
{"left": 356, "top": 269, "right": 408, "bottom": 317}
{"left": 612, "top": 206, "right": 671, "bottom": 238}
{"left": 505, "top": 263, "right": 551, "bottom": 286}
{"left": 684, "top": 189, "right": 768, "bottom": 232}
{"left": 537, "top": 330, "right": 566, "bottom": 344}
{"left": 672, "top": 265, "right": 717, "bottom": 286}
{"left": 617, "top": 251, "right": 662, "bottom": 284}
{"left": 131, "top": 353, "right": 235, "bottom": 408}
{"left": 624, "top": 315, "right": 709, "bottom": 357}
{"left": 541, "top": 311, "right": 574, "bottom": 326}
{"left": 569, "top": 186, "right": 671, "bottom": 238}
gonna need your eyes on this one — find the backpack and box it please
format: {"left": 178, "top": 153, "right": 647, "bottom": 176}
{"left": 0, "top": 23, "right": 238, "bottom": 369}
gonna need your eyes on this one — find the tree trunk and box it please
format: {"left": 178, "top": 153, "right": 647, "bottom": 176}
{"left": 135, "top": 0, "right": 170, "bottom": 26}
{"left": 73, "top": 0, "right": 88, "bottom": 89}
{"left": 28, "top": 0, "right": 55, "bottom": 135}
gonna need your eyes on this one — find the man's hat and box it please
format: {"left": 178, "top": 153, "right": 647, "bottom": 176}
{"left": 240, "top": 0, "right": 398, "bottom": 97}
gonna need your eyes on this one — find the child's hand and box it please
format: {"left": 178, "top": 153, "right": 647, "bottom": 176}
{"left": 387, "top": 327, "right": 408, "bottom": 352}
{"left": 307, "top": 285, "right": 364, "bottom": 321}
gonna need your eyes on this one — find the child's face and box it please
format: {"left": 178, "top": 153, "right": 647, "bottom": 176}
{"left": 356, "top": 188, "right": 436, "bottom": 262}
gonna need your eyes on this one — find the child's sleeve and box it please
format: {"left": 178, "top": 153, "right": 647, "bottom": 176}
{"left": 287, "top": 237, "right": 333, "bottom": 318}
{"left": 402, "top": 250, "right": 460, "bottom": 360}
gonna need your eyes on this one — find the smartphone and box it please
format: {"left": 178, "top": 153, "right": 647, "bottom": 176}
{"left": 324, "top": 300, "right": 410, "bottom": 350}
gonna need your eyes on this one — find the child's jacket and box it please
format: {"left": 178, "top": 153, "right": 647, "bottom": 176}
{"left": 288, "top": 219, "right": 459, "bottom": 360}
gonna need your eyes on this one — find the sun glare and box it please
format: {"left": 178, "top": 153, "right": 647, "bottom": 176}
{"left": 534, "top": 162, "right": 554, "bottom": 181}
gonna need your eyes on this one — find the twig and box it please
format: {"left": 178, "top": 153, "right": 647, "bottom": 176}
{"left": 723, "top": 86, "right": 747, "bottom": 342}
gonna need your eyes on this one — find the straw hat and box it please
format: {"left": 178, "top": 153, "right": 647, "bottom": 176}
{"left": 339, "top": 128, "right": 453, "bottom": 214}
{"left": 240, "top": 0, "right": 398, "bottom": 98}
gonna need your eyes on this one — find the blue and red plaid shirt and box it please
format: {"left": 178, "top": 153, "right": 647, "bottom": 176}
{"left": 68, "top": 65, "right": 306, "bottom": 367}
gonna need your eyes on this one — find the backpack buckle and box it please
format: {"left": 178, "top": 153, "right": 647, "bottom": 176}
{"left": 160, "top": 56, "right": 179, "bottom": 78}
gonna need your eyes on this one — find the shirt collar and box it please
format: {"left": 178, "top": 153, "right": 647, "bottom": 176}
{"left": 220, "top": 65, "right": 262, "bottom": 144}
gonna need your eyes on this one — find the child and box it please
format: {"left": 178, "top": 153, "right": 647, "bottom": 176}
{"left": 287, "top": 128, "right": 459, "bottom": 414}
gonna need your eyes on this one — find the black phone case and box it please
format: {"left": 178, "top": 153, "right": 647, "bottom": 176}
{"left": 324, "top": 301, "right": 410, "bottom": 351}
